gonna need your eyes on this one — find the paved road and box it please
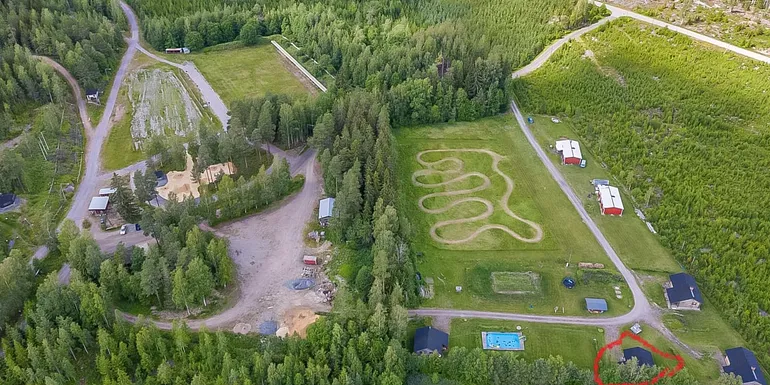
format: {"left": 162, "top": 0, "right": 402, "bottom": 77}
{"left": 134, "top": 46, "right": 230, "bottom": 129}
{"left": 594, "top": 1, "right": 770, "bottom": 64}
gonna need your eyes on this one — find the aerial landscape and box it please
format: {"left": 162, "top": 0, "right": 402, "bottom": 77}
{"left": 0, "top": 0, "right": 769, "bottom": 384}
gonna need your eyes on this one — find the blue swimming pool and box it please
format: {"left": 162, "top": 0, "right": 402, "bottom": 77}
{"left": 482, "top": 332, "right": 524, "bottom": 351}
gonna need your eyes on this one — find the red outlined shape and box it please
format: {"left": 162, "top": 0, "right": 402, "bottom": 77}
{"left": 593, "top": 330, "right": 685, "bottom": 385}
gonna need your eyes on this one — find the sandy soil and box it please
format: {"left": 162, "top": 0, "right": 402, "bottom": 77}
{"left": 122, "top": 151, "right": 330, "bottom": 332}
{"left": 412, "top": 149, "right": 544, "bottom": 245}
{"left": 281, "top": 307, "right": 320, "bottom": 338}
{"left": 156, "top": 152, "right": 234, "bottom": 201}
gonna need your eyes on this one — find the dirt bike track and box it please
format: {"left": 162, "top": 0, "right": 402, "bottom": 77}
{"left": 412, "top": 149, "right": 543, "bottom": 245}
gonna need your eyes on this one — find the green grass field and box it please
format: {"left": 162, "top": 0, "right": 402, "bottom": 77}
{"left": 525, "top": 115, "right": 681, "bottom": 274}
{"left": 450, "top": 318, "right": 604, "bottom": 368}
{"left": 397, "top": 116, "right": 633, "bottom": 315}
{"left": 102, "top": 86, "right": 143, "bottom": 171}
{"left": 187, "top": 40, "right": 311, "bottom": 105}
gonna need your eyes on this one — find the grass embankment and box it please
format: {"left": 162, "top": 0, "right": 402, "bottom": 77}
{"left": 397, "top": 116, "right": 633, "bottom": 316}
{"left": 186, "top": 40, "right": 311, "bottom": 105}
{"left": 450, "top": 318, "right": 604, "bottom": 368}
{"left": 102, "top": 85, "right": 143, "bottom": 171}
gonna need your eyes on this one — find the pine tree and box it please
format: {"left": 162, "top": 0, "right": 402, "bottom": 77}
{"left": 110, "top": 173, "right": 141, "bottom": 223}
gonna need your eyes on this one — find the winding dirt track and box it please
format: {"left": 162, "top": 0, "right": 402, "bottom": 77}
{"left": 412, "top": 149, "right": 543, "bottom": 245}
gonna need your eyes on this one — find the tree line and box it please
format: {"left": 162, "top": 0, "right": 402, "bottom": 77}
{"left": 515, "top": 18, "right": 770, "bottom": 368}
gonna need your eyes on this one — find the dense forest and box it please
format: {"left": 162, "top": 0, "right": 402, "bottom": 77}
{"left": 515, "top": 18, "right": 770, "bottom": 369}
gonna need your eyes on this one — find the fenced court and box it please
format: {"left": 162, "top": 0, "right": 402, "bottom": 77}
{"left": 482, "top": 332, "right": 525, "bottom": 351}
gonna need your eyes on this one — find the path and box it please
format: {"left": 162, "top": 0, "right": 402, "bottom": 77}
{"left": 33, "top": 56, "right": 93, "bottom": 131}
{"left": 122, "top": 150, "right": 326, "bottom": 331}
{"left": 513, "top": 15, "right": 617, "bottom": 78}
{"left": 412, "top": 149, "right": 543, "bottom": 245}
{"left": 134, "top": 46, "right": 230, "bottom": 129}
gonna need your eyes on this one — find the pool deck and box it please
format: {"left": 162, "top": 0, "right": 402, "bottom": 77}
{"left": 481, "top": 331, "right": 526, "bottom": 351}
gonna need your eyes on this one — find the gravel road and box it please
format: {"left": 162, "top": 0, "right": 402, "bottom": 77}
{"left": 122, "top": 150, "right": 327, "bottom": 331}
{"left": 134, "top": 46, "right": 230, "bottom": 130}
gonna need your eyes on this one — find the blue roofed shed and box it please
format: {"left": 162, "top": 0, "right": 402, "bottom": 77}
{"left": 585, "top": 298, "right": 608, "bottom": 313}
{"left": 724, "top": 347, "right": 767, "bottom": 385}
{"left": 666, "top": 273, "right": 703, "bottom": 310}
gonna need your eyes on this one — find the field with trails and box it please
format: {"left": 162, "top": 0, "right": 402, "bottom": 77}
{"left": 175, "top": 40, "right": 313, "bottom": 105}
{"left": 396, "top": 116, "right": 633, "bottom": 315}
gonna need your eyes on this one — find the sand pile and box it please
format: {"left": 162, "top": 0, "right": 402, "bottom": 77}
{"left": 157, "top": 152, "right": 235, "bottom": 201}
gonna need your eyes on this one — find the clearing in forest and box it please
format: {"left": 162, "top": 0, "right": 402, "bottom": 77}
{"left": 412, "top": 148, "right": 543, "bottom": 245}
{"left": 126, "top": 68, "right": 202, "bottom": 148}
{"left": 397, "top": 116, "right": 631, "bottom": 315}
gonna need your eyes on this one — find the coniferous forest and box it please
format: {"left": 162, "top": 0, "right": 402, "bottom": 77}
{"left": 515, "top": 18, "right": 770, "bottom": 369}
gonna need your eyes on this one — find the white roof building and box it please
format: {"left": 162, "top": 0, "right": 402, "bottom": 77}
{"left": 597, "top": 185, "right": 624, "bottom": 211}
{"left": 88, "top": 196, "right": 110, "bottom": 211}
{"left": 319, "top": 198, "right": 335, "bottom": 220}
{"left": 555, "top": 139, "right": 583, "bottom": 161}
{"left": 99, "top": 187, "right": 117, "bottom": 196}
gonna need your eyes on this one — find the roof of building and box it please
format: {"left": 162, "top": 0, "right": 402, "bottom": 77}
{"left": 85, "top": 88, "right": 100, "bottom": 96}
{"left": 413, "top": 326, "right": 449, "bottom": 353}
{"left": 592, "top": 179, "right": 610, "bottom": 186}
{"left": 88, "top": 196, "right": 109, "bottom": 211}
{"left": 555, "top": 139, "right": 583, "bottom": 160}
{"left": 598, "top": 185, "right": 624, "bottom": 210}
{"left": 585, "top": 298, "right": 608, "bottom": 312}
{"left": 154, "top": 170, "right": 167, "bottom": 179}
{"left": 0, "top": 193, "right": 16, "bottom": 208}
{"left": 319, "top": 197, "right": 335, "bottom": 220}
{"left": 666, "top": 273, "right": 703, "bottom": 304}
{"left": 623, "top": 347, "right": 654, "bottom": 367}
{"left": 99, "top": 188, "right": 117, "bottom": 195}
{"left": 724, "top": 347, "right": 767, "bottom": 385}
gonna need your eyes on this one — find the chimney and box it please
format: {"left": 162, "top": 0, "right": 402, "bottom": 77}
{"left": 751, "top": 367, "right": 757, "bottom": 380}
{"left": 689, "top": 286, "right": 695, "bottom": 298}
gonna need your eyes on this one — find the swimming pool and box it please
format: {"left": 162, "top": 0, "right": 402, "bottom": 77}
{"left": 481, "top": 332, "right": 524, "bottom": 351}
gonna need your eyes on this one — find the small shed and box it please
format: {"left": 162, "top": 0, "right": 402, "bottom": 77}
{"left": 555, "top": 139, "right": 583, "bottom": 165}
{"left": 723, "top": 347, "right": 767, "bottom": 385}
{"left": 303, "top": 255, "right": 318, "bottom": 265}
{"left": 414, "top": 326, "right": 449, "bottom": 356}
{"left": 86, "top": 89, "right": 101, "bottom": 103}
{"left": 0, "top": 193, "right": 17, "bottom": 209}
{"left": 88, "top": 196, "right": 110, "bottom": 214}
{"left": 597, "top": 185, "right": 624, "bottom": 216}
{"left": 622, "top": 347, "right": 654, "bottom": 367}
{"left": 665, "top": 273, "right": 703, "bottom": 310}
{"left": 585, "top": 298, "right": 608, "bottom": 313}
{"left": 591, "top": 179, "right": 610, "bottom": 187}
{"left": 99, "top": 187, "right": 117, "bottom": 196}
{"left": 318, "top": 197, "right": 335, "bottom": 226}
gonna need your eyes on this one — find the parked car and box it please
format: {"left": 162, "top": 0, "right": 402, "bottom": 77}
{"left": 135, "top": 223, "right": 141, "bottom": 231}
{"left": 120, "top": 224, "right": 128, "bottom": 235}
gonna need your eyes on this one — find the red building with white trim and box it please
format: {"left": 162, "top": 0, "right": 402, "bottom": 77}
{"left": 597, "top": 185, "right": 624, "bottom": 216}
{"left": 555, "top": 139, "right": 583, "bottom": 165}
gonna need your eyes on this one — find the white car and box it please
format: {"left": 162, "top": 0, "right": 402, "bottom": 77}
{"left": 120, "top": 225, "right": 128, "bottom": 235}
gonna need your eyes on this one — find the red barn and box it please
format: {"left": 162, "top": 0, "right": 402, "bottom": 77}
{"left": 555, "top": 139, "right": 583, "bottom": 165}
{"left": 597, "top": 185, "right": 624, "bottom": 216}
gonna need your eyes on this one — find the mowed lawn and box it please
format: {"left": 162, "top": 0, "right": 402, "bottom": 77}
{"left": 189, "top": 40, "right": 311, "bottom": 105}
{"left": 526, "top": 115, "right": 681, "bottom": 274}
{"left": 397, "top": 116, "right": 633, "bottom": 316}
{"left": 450, "top": 318, "right": 604, "bottom": 368}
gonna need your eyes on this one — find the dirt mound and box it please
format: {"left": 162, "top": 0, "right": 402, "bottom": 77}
{"left": 157, "top": 152, "right": 234, "bottom": 201}
{"left": 281, "top": 307, "right": 319, "bottom": 338}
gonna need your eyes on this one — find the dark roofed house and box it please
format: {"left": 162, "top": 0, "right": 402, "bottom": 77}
{"left": 0, "top": 193, "right": 16, "bottom": 209}
{"left": 724, "top": 347, "right": 767, "bottom": 385}
{"left": 85, "top": 89, "right": 101, "bottom": 103}
{"left": 585, "top": 298, "right": 608, "bottom": 314}
{"left": 665, "top": 273, "right": 703, "bottom": 310}
{"left": 622, "top": 347, "right": 654, "bottom": 367}
{"left": 413, "top": 326, "right": 449, "bottom": 356}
